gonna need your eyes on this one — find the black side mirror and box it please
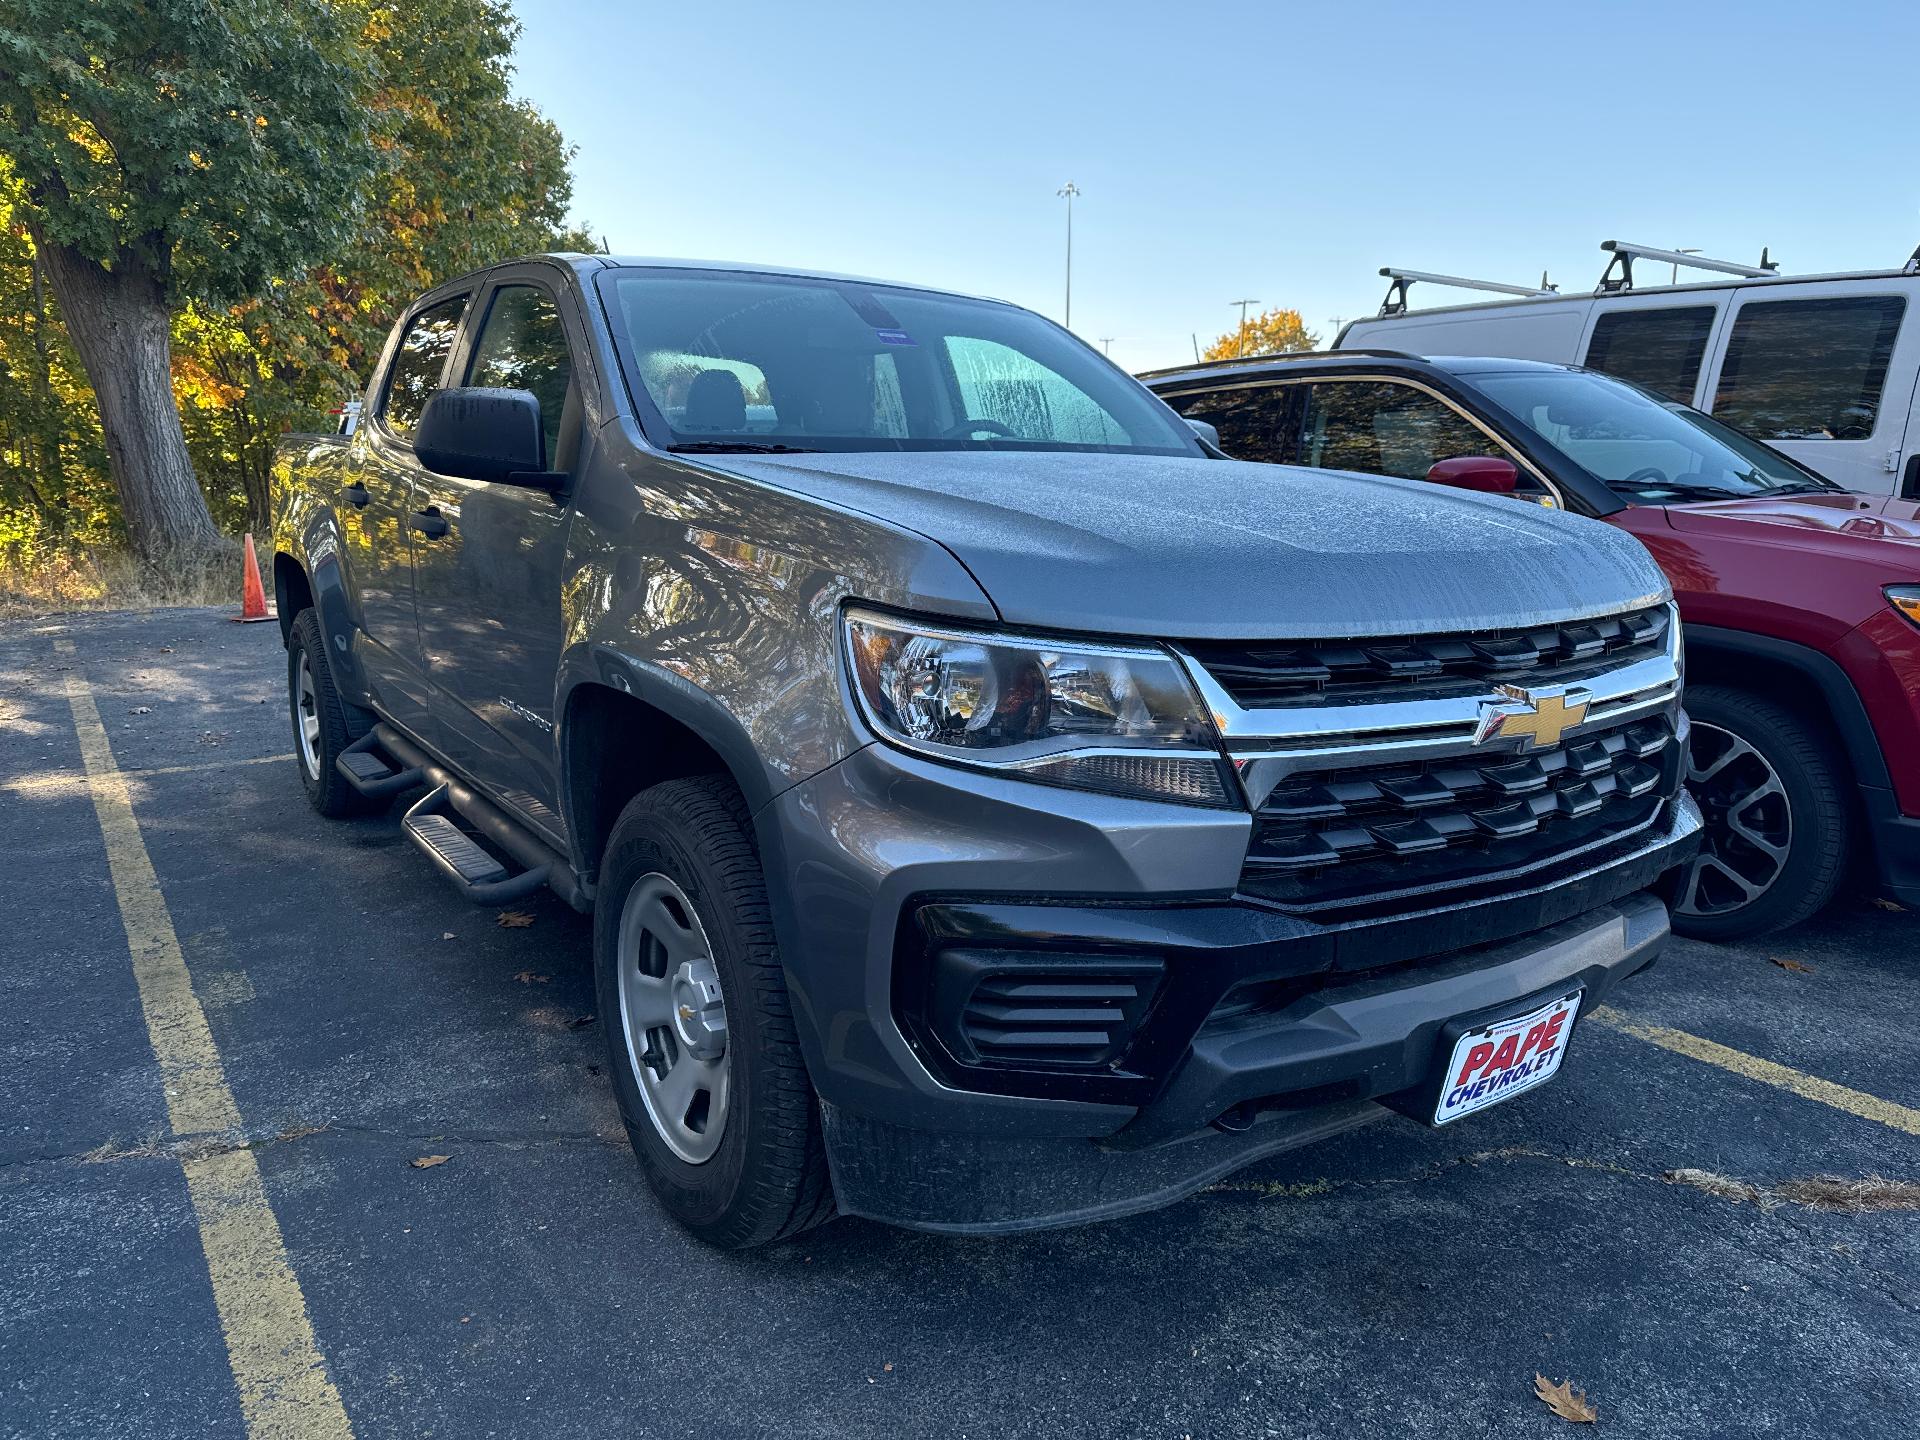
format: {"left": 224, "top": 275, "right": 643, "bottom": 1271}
{"left": 412, "top": 387, "right": 559, "bottom": 488}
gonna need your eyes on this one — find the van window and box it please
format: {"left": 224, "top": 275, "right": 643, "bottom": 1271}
{"left": 1163, "top": 384, "right": 1293, "bottom": 464}
{"left": 1712, "top": 296, "right": 1906, "bottom": 441}
{"left": 1583, "top": 306, "right": 1716, "bottom": 402}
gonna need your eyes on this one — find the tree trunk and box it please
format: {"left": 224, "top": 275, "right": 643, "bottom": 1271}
{"left": 34, "top": 235, "right": 228, "bottom": 564}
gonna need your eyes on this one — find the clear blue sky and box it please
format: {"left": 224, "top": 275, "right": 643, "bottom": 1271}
{"left": 508, "top": 0, "right": 1919, "bottom": 374}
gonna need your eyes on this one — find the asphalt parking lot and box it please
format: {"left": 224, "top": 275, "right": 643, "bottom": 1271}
{"left": 3, "top": 608, "right": 1917, "bottom": 1440}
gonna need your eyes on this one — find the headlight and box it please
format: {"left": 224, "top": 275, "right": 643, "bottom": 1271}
{"left": 1886, "top": 585, "right": 1920, "bottom": 629}
{"left": 842, "top": 607, "right": 1234, "bottom": 807}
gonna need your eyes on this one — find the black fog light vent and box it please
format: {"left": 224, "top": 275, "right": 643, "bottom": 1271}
{"left": 933, "top": 951, "right": 1165, "bottom": 1069}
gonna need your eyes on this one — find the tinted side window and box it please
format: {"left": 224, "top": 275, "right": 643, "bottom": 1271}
{"left": 381, "top": 296, "right": 468, "bottom": 436}
{"left": 1584, "top": 306, "right": 1716, "bottom": 402}
{"left": 1163, "top": 385, "right": 1293, "bottom": 464}
{"left": 1298, "top": 382, "right": 1511, "bottom": 479}
{"left": 466, "top": 285, "right": 575, "bottom": 463}
{"left": 1713, "top": 296, "right": 1906, "bottom": 441}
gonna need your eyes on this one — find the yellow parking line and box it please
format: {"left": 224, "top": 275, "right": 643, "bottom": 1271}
{"left": 55, "top": 639, "right": 354, "bottom": 1440}
{"left": 1592, "top": 1005, "right": 1920, "bottom": 1137}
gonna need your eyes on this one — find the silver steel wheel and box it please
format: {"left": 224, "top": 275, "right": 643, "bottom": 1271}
{"left": 294, "top": 650, "right": 322, "bottom": 779}
{"left": 615, "top": 872, "right": 731, "bottom": 1164}
{"left": 1677, "top": 720, "right": 1793, "bottom": 918}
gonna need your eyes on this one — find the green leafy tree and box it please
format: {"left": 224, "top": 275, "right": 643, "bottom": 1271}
{"left": 0, "top": 0, "right": 376, "bottom": 561}
{"left": 175, "top": 0, "right": 583, "bottom": 535}
{"left": 1203, "top": 307, "right": 1321, "bottom": 361}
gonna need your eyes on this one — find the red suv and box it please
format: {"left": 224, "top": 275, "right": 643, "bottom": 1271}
{"left": 1146, "top": 352, "right": 1920, "bottom": 940}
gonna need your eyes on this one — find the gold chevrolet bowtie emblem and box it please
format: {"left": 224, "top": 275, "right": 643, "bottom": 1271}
{"left": 1472, "top": 684, "right": 1590, "bottom": 750}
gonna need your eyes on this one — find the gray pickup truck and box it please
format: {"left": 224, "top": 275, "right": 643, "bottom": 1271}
{"left": 270, "top": 255, "right": 1701, "bottom": 1247}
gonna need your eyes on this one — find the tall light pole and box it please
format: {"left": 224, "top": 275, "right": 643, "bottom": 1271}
{"left": 1671, "top": 248, "right": 1702, "bottom": 285}
{"left": 1230, "top": 298, "right": 1260, "bottom": 356}
{"left": 1057, "top": 182, "right": 1081, "bottom": 328}
{"left": 1098, "top": 337, "right": 1116, "bottom": 355}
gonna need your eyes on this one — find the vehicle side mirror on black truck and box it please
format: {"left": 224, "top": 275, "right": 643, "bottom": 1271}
{"left": 412, "top": 387, "right": 563, "bottom": 489}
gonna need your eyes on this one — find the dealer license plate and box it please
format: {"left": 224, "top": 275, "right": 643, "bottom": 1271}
{"left": 1433, "top": 990, "right": 1583, "bottom": 1126}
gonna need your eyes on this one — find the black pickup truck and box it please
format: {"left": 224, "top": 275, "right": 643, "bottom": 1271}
{"left": 271, "top": 254, "right": 1699, "bottom": 1247}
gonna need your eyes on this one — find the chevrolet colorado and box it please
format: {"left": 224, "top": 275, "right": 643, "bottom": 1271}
{"left": 270, "top": 255, "right": 1701, "bottom": 1247}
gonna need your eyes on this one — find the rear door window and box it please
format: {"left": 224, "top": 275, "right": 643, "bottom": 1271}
{"left": 1583, "top": 306, "right": 1717, "bottom": 403}
{"left": 1162, "top": 385, "right": 1295, "bottom": 464}
{"left": 1712, "top": 295, "right": 1906, "bottom": 440}
{"left": 381, "top": 295, "right": 468, "bottom": 437}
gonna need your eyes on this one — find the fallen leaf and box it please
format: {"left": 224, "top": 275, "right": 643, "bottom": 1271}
{"left": 567, "top": 1014, "right": 596, "bottom": 1030}
{"left": 1871, "top": 897, "right": 1904, "bottom": 913}
{"left": 1770, "top": 957, "right": 1814, "bottom": 974}
{"left": 158, "top": 646, "right": 174, "bottom": 653}
{"left": 882, "top": 1362, "right": 894, "bottom": 1373}
{"left": 496, "top": 910, "right": 535, "bottom": 928}
{"left": 513, "top": 970, "right": 551, "bottom": 985}
{"left": 410, "top": 1154, "right": 451, "bottom": 1169}
{"left": 441, "top": 932, "right": 456, "bottom": 941}
{"left": 129, "top": 706, "right": 151, "bottom": 715}
{"left": 1534, "top": 1374, "right": 1597, "bottom": 1424}
{"left": 459, "top": 1315, "right": 471, "bottom": 1324}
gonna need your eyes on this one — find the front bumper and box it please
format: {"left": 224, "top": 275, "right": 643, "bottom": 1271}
{"left": 760, "top": 742, "right": 1701, "bottom": 1233}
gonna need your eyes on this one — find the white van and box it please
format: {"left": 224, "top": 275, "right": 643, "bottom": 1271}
{"left": 1337, "top": 240, "right": 1920, "bottom": 496}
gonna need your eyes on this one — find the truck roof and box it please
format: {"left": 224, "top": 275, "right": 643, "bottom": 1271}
{"left": 540, "top": 251, "right": 1012, "bottom": 307}
{"left": 1139, "top": 352, "right": 1576, "bottom": 387}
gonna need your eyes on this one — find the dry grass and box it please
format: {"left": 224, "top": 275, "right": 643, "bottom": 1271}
{"left": 1667, "top": 1168, "right": 1920, "bottom": 1213}
{"left": 0, "top": 546, "right": 237, "bottom": 621}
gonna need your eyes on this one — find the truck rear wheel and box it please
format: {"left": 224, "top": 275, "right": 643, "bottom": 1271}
{"left": 287, "top": 609, "right": 380, "bottom": 818}
{"left": 593, "top": 775, "right": 834, "bottom": 1249}
{"left": 1672, "top": 684, "right": 1850, "bottom": 942}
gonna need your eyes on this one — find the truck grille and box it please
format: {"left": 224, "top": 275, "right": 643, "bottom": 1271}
{"left": 1186, "top": 604, "right": 1670, "bottom": 708}
{"left": 1240, "top": 712, "right": 1682, "bottom": 910}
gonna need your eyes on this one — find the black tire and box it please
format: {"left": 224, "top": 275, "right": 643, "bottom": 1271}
{"left": 287, "top": 609, "right": 381, "bottom": 818}
{"left": 593, "top": 775, "right": 834, "bottom": 1249}
{"left": 1671, "top": 683, "right": 1851, "bottom": 942}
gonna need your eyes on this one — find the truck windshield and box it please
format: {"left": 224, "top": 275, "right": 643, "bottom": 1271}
{"left": 1471, "top": 369, "right": 1839, "bottom": 503}
{"left": 597, "top": 267, "right": 1201, "bottom": 456}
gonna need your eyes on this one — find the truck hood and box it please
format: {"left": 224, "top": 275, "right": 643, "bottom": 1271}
{"left": 1664, "top": 491, "right": 1920, "bottom": 544}
{"left": 704, "top": 450, "right": 1668, "bottom": 640}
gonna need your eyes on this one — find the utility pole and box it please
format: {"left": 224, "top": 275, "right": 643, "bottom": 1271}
{"left": 1671, "top": 248, "right": 1701, "bottom": 285}
{"left": 1230, "top": 298, "right": 1260, "bottom": 356}
{"left": 1098, "top": 337, "right": 1115, "bottom": 356}
{"left": 1057, "top": 182, "right": 1081, "bottom": 328}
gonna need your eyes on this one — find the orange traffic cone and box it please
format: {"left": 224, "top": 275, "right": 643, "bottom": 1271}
{"left": 234, "top": 533, "right": 274, "bottom": 623}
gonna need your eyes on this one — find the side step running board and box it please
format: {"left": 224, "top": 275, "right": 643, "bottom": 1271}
{"left": 353, "top": 721, "right": 588, "bottom": 912}
{"left": 403, "top": 783, "right": 553, "bottom": 904}
{"left": 335, "top": 731, "right": 424, "bottom": 798}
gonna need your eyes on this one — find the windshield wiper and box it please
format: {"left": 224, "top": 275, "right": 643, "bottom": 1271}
{"left": 667, "top": 441, "right": 821, "bottom": 455}
{"left": 1762, "top": 479, "right": 1838, "bottom": 496}
{"left": 1607, "top": 479, "right": 1738, "bottom": 502}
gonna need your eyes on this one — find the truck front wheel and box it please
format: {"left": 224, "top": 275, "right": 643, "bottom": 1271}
{"left": 593, "top": 775, "right": 834, "bottom": 1248}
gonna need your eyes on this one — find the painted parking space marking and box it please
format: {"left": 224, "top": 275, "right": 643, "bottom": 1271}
{"left": 55, "top": 638, "right": 354, "bottom": 1440}
{"left": 1593, "top": 1005, "right": 1920, "bottom": 1137}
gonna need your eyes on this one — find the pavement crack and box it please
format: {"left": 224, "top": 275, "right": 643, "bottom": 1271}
{"left": 2, "top": 1120, "right": 623, "bottom": 1173}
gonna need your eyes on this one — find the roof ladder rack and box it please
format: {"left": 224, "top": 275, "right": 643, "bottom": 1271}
{"left": 1905, "top": 242, "right": 1919, "bottom": 276}
{"left": 1376, "top": 267, "right": 1556, "bottom": 317}
{"left": 1597, "top": 239, "right": 1779, "bottom": 293}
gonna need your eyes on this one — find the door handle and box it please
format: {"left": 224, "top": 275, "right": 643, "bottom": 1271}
{"left": 409, "top": 507, "right": 450, "bottom": 539}
{"left": 341, "top": 481, "right": 370, "bottom": 509}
